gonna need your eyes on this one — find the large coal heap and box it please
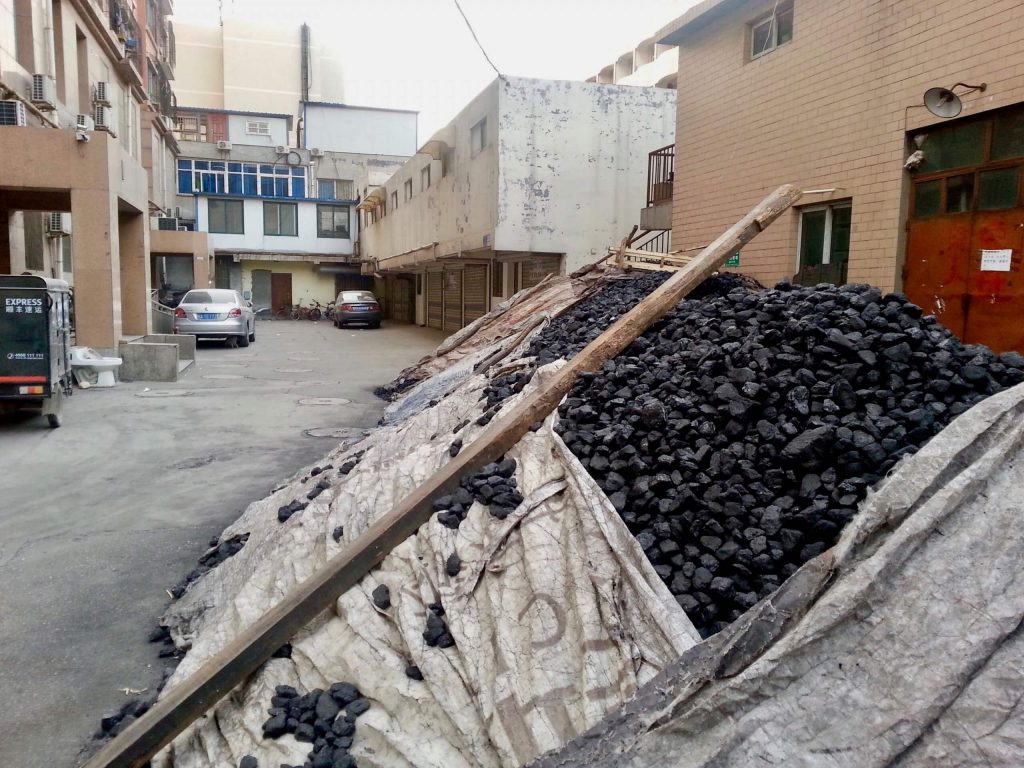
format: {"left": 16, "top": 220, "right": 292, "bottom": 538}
{"left": 552, "top": 277, "right": 1024, "bottom": 638}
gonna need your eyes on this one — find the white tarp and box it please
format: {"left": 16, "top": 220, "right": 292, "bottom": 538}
{"left": 156, "top": 363, "right": 698, "bottom": 768}
{"left": 530, "top": 381, "right": 1024, "bottom": 768}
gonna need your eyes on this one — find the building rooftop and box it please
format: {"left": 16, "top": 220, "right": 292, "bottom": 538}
{"left": 657, "top": 0, "right": 738, "bottom": 45}
{"left": 175, "top": 106, "right": 294, "bottom": 129}
{"left": 302, "top": 101, "right": 419, "bottom": 115}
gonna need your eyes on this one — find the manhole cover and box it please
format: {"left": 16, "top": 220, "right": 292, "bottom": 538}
{"left": 276, "top": 368, "right": 313, "bottom": 373}
{"left": 135, "top": 390, "right": 193, "bottom": 398}
{"left": 298, "top": 397, "right": 351, "bottom": 406}
{"left": 304, "top": 427, "right": 367, "bottom": 440}
{"left": 203, "top": 374, "right": 244, "bottom": 380}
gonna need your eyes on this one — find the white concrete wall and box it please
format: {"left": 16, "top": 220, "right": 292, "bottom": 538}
{"left": 226, "top": 114, "right": 289, "bottom": 147}
{"left": 496, "top": 77, "right": 676, "bottom": 272}
{"left": 303, "top": 104, "right": 418, "bottom": 156}
{"left": 359, "top": 80, "right": 500, "bottom": 262}
{"left": 198, "top": 197, "right": 354, "bottom": 256}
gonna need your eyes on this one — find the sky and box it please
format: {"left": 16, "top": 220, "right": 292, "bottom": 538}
{"left": 171, "top": 0, "right": 698, "bottom": 141}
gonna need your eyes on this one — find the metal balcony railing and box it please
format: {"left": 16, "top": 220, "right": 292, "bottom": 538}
{"left": 646, "top": 143, "right": 675, "bottom": 207}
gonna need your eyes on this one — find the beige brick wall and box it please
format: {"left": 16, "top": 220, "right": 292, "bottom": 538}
{"left": 671, "top": 0, "right": 1024, "bottom": 291}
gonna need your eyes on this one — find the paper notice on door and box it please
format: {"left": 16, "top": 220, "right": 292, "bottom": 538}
{"left": 980, "top": 249, "right": 1013, "bottom": 272}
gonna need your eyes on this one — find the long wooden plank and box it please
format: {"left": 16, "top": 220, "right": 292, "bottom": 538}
{"left": 84, "top": 184, "right": 801, "bottom": 768}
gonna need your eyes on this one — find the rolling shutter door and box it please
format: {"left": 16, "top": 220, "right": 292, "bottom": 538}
{"left": 427, "top": 271, "right": 443, "bottom": 329}
{"left": 443, "top": 268, "right": 463, "bottom": 331}
{"left": 463, "top": 265, "right": 488, "bottom": 325}
{"left": 521, "top": 255, "right": 562, "bottom": 289}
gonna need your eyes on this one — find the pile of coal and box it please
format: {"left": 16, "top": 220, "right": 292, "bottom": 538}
{"left": 432, "top": 457, "right": 523, "bottom": 528}
{"left": 480, "top": 369, "right": 531, "bottom": 410}
{"left": 168, "top": 533, "right": 250, "bottom": 598}
{"left": 262, "top": 682, "right": 370, "bottom": 768}
{"left": 553, "top": 279, "right": 1023, "bottom": 637}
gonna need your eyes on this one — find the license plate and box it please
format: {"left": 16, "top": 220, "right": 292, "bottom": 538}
{"left": 198, "top": 313, "right": 218, "bottom": 320}
{"left": 353, "top": 306, "right": 367, "bottom": 312}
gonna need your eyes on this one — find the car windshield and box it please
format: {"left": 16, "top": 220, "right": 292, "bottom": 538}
{"left": 181, "top": 290, "right": 238, "bottom": 305}
{"left": 340, "top": 291, "right": 375, "bottom": 303}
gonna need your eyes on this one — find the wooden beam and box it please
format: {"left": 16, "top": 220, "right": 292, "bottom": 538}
{"left": 82, "top": 184, "right": 801, "bottom": 768}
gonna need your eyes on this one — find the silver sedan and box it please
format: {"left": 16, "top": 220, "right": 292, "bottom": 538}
{"left": 173, "top": 289, "right": 256, "bottom": 347}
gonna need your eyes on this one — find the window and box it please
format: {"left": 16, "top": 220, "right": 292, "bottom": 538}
{"left": 319, "top": 179, "right": 336, "bottom": 200}
{"left": 390, "top": 190, "right": 398, "bottom": 210}
{"left": 442, "top": 146, "right": 455, "bottom": 177}
{"left": 979, "top": 167, "right": 1020, "bottom": 210}
{"left": 246, "top": 120, "right": 271, "bottom": 136}
{"left": 795, "top": 202, "right": 851, "bottom": 286}
{"left": 421, "top": 165, "right": 431, "bottom": 191}
{"left": 945, "top": 174, "right": 974, "bottom": 214}
{"left": 264, "top": 202, "right": 297, "bottom": 236}
{"left": 404, "top": 178, "right": 413, "bottom": 202}
{"left": 317, "top": 204, "right": 350, "bottom": 238}
{"left": 208, "top": 199, "right": 244, "bottom": 234}
{"left": 750, "top": 1, "right": 793, "bottom": 59}
{"left": 471, "top": 117, "right": 487, "bottom": 155}
{"left": 913, "top": 180, "right": 942, "bottom": 219}
{"left": 175, "top": 113, "right": 204, "bottom": 142}
{"left": 177, "top": 159, "right": 306, "bottom": 198}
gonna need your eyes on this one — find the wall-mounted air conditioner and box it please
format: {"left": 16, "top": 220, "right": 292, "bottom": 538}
{"left": 275, "top": 145, "right": 287, "bottom": 154}
{"left": 47, "top": 212, "right": 71, "bottom": 236}
{"left": 31, "top": 74, "right": 57, "bottom": 109}
{"left": 93, "top": 81, "right": 111, "bottom": 106}
{"left": 94, "top": 104, "right": 116, "bottom": 136}
{"left": 76, "top": 114, "right": 95, "bottom": 132}
{"left": 216, "top": 140, "right": 233, "bottom": 151}
{"left": 0, "top": 100, "right": 28, "bottom": 126}
{"left": 157, "top": 217, "right": 180, "bottom": 231}
{"left": 309, "top": 147, "right": 324, "bottom": 158}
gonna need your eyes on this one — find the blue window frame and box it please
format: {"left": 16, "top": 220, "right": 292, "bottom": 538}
{"left": 176, "top": 159, "right": 306, "bottom": 198}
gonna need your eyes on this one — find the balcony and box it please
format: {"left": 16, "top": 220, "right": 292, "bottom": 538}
{"left": 641, "top": 143, "right": 674, "bottom": 231}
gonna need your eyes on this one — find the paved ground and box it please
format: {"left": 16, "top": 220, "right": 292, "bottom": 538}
{"left": 0, "top": 319, "right": 444, "bottom": 768}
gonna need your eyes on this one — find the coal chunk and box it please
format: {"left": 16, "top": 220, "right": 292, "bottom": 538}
{"left": 371, "top": 583, "right": 391, "bottom": 610}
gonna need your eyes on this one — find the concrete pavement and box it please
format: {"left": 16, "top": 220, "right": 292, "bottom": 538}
{"left": 0, "top": 319, "right": 444, "bottom": 768}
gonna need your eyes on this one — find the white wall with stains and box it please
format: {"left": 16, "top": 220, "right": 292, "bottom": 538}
{"left": 496, "top": 77, "right": 676, "bottom": 272}
{"left": 359, "top": 76, "right": 675, "bottom": 273}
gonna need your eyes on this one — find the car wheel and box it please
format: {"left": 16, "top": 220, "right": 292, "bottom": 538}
{"left": 249, "top": 324, "right": 256, "bottom": 343}
{"left": 237, "top": 332, "right": 250, "bottom": 348}
{"left": 46, "top": 412, "right": 61, "bottom": 428}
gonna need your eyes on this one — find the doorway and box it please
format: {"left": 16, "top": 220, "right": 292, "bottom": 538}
{"left": 251, "top": 269, "right": 271, "bottom": 313}
{"left": 271, "top": 272, "right": 292, "bottom": 314}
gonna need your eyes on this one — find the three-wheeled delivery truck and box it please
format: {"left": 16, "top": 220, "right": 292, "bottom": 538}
{"left": 0, "top": 275, "right": 73, "bottom": 427}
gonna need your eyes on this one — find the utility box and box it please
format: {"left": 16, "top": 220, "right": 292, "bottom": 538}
{"left": 0, "top": 275, "right": 73, "bottom": 427}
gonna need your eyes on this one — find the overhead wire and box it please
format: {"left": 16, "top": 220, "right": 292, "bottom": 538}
{"left": 452, "top": 0, "right": 501, "bottom": 76}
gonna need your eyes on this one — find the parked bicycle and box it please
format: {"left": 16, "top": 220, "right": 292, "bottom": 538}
{"left": 309, "top": 299, "right": 333, "bottom": 321}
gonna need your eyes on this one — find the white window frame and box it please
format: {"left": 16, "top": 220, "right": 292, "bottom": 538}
{"left": 795, "top": 201, "right": 851, "bottom": 273}
{"left": 245, "top": 119, "right": 271, "bottom": 136}
{"left": 471, "top": 117, "right": 487, "bottom": 156}
{"left": 750, "top": 2, "right": 793, "bottom": 60}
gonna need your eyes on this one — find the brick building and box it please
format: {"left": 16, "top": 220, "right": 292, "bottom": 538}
{"left": 657, "top": 0, "right": 1024, "bottom": 351}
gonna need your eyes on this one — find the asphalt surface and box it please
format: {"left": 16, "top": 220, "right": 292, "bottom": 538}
{"left": 0, "top": 319, "right": 445, "bottom": 768}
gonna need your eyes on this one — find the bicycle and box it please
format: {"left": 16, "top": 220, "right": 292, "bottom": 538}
{"left": 309, "top": 299, "right": 332, "bottom": 321}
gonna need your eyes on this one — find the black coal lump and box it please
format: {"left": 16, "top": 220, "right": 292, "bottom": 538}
{"left": 371, "top": 584, "right": 391, "bottom": 610}
{"left": 551, "top": 277, "right": 1015, "bottom": 638}
{"left": 405, "top": 664, "right": 424, "bottom": 681}
{"left": 239, "top": 756, "right": 258, "bottom": 768}
{"left": 278, "top": 499, "right": 309, "bottom": 523}
{"left": 449, "top": 439, "right": 463, "bottom": 457}
{"left": 306, "top": 479, "right": 331, "bottom": 500}
{"left": 423, "top": 611, "right": 455, "bottom": 648}
{"left": 262, "top": 681, "right": 368, "bottom": 766}
{"left": 445, "top": 552, "right": 462, "bottom": 577}
{"left": 332, "top": 525, "right": 344, "bottom": 542}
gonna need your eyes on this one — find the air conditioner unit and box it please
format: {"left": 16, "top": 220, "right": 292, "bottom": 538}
{"left": 47, "top": 212, "right": 71, "bottom": 236}
{"left": 157, "top": 217, "right": 180, "bottom": 231}
{"left": 93, "top": 81, "right": 111, "bottom": 106}
{"left": 309, "top": 147, "right": 324, "bottom": 158}
{"left": 216, "top": 140, "right": 233, "bottom": 151}
{"left": 275, "top": 145, "right": 288, "bottom": 154}
{"left": 31, "top": 74, "right": 57, "bottom": 109}
{"left": 76, "top": 114, "right": 95, "bottom": 132}
{"left": 94, "top": 104, "right": 117, "bottom": 136}
{"left": 0, "top": 100, "right": 27, "bottom": 126}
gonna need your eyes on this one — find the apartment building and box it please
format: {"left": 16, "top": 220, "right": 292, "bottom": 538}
{"left": 172, "top": 18, "right": 346, "bottom": 144}
{"left": 657, "top": 0, "right": 1024, "bottom": 352}
{"left": 586, "top": 35, "right": 678, "bottom": 90}
{"left": 0, "top": 0, "right": 202, "bottom": 347}
{"left": 358, "top": 76, "right": 676, "bottom": 332}
{"left": 171, "top": 106, "right": 409, "bottom": 313}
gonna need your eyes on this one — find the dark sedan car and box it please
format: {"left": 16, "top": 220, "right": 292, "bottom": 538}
{"left": 334, "top": 290, "right": 381, "bottom": 328}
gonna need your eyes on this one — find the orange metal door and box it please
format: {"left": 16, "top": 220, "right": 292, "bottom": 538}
{"left": 904, "top": 216, "right": 972, "bottom": 340}
{"left": 964, "top": 211, "right": 1024, "bottom": 352}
